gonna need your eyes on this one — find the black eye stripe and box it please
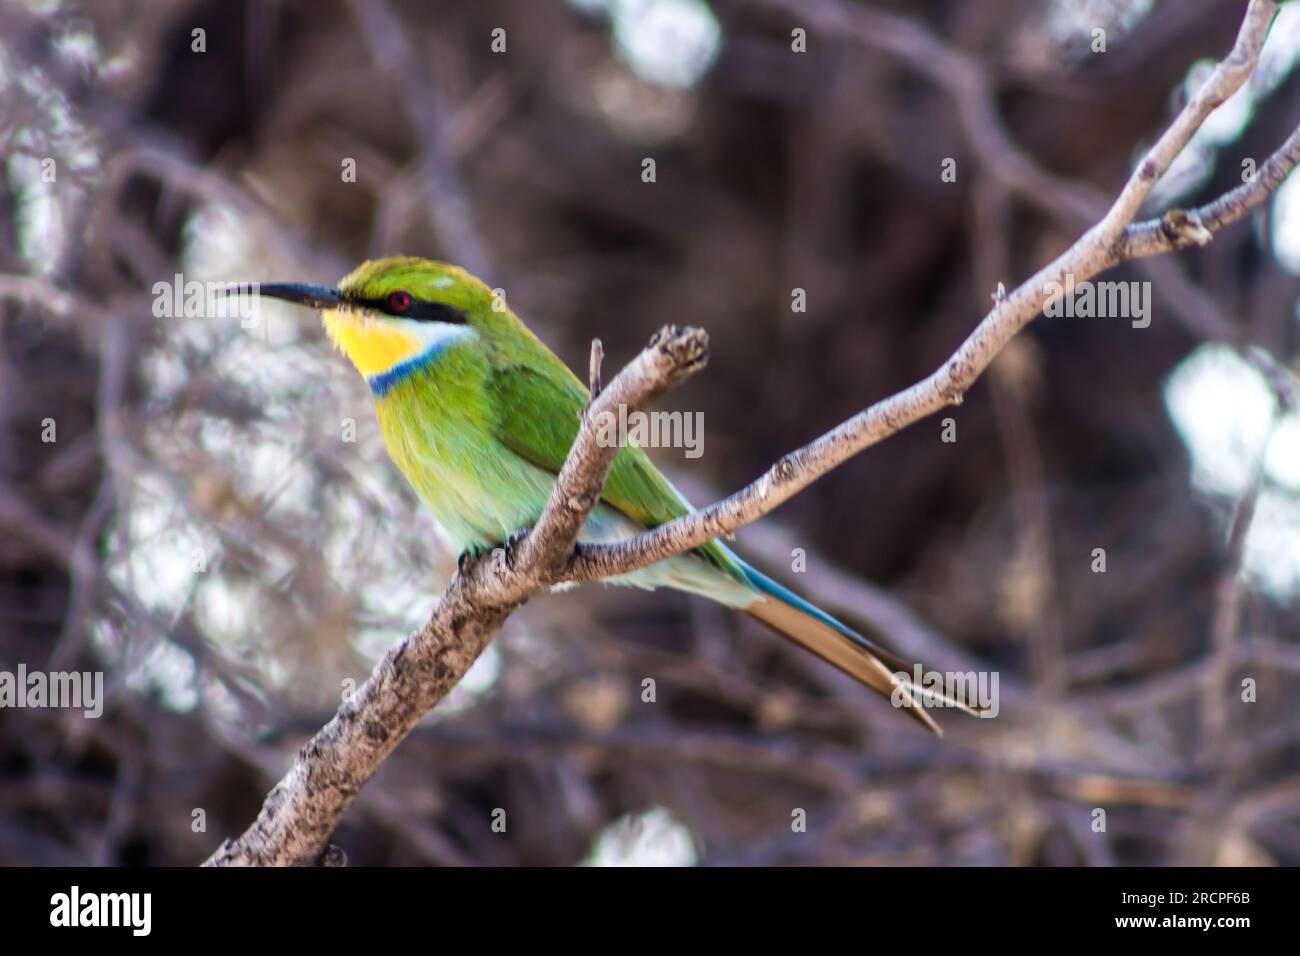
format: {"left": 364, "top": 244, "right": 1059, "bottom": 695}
{"left": 351, "top": 296, "right": 467, "bottom": 323}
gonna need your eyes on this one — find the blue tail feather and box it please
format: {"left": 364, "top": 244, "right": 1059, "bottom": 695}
{"left": 730, "top": 553, "right": 911, "bottom": 674}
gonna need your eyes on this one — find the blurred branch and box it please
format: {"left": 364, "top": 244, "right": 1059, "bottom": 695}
{"left": 761, "top": 0, "right": 1104, "bottom": 222}
{"left": 764, "top": 0, "right": 1298, "bottom": 401}
{"left": 346, "top": 0, "right": 492, "bottom": 276}
{"left": 0, "top": 274, "right": 112, "bottom": 323}
{"left": 1202, "top": 412, "right": 1277, "bottom": 760}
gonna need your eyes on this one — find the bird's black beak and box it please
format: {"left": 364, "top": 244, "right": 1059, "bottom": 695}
{"left": 224, "top": 282, "right": 345, "bottom": 310}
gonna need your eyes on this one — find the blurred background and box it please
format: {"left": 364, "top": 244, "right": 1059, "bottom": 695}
{"left": 2, "top": 0, "right": 1300, "bottom": 866}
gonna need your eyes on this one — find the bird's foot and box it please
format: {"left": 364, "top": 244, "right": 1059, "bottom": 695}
{"left": 457, "top": 544, "right": 491, "bottom": 575}
{"left": 458, "top": 528, "right": 533, "bottom": 578}
{"left": 503, "top": 526, "right": 532, "bottom": 569}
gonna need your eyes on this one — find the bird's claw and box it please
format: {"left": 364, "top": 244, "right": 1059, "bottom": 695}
{"left": 457, "top": 529, "right": 530, "bottom": 577}
{"left": 504, "top": 526, "right": 532, "bottom": 568}
{"left": 457, "top": 544, "right": 489, "bottom": 575}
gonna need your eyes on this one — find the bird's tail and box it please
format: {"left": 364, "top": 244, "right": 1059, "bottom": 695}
{"left": 735, "top": 560, "right": 980, "bottom": 735}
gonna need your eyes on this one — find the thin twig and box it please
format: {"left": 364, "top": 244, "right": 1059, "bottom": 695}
{"left": 589, "top": 338, "right": 604, "bottom": 400}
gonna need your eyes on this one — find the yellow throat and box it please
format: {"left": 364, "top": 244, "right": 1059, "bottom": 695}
{"left": 321, "top": 308, "right": 425, "bottom": 378}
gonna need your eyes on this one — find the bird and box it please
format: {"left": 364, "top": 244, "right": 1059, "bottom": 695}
{"left": 241, "top": 256, "right": 969, "bottom": 733}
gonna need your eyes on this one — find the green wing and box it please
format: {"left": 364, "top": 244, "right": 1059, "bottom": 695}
{"left": 487, "top": 363, "right": 741, "bottom": 578}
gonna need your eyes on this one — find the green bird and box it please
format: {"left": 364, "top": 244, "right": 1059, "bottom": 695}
{"left": 248, "top": 257, "right": 958, "bottom": 732}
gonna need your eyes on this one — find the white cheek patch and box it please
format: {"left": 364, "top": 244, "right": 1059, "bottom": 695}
{"left": 399, "top": 318, "right": 476, "bottom": 354}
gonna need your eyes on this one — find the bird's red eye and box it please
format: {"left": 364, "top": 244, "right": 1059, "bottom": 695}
{"left": 387, "top": 290, "right": 413, "bottom": 313}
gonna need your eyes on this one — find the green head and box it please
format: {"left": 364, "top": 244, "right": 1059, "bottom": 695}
{"left": 337, "top": 257, "right": 497, "bottom": 319}
{"left": 253, "top": 256, "right": 511, "bottom": 381}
